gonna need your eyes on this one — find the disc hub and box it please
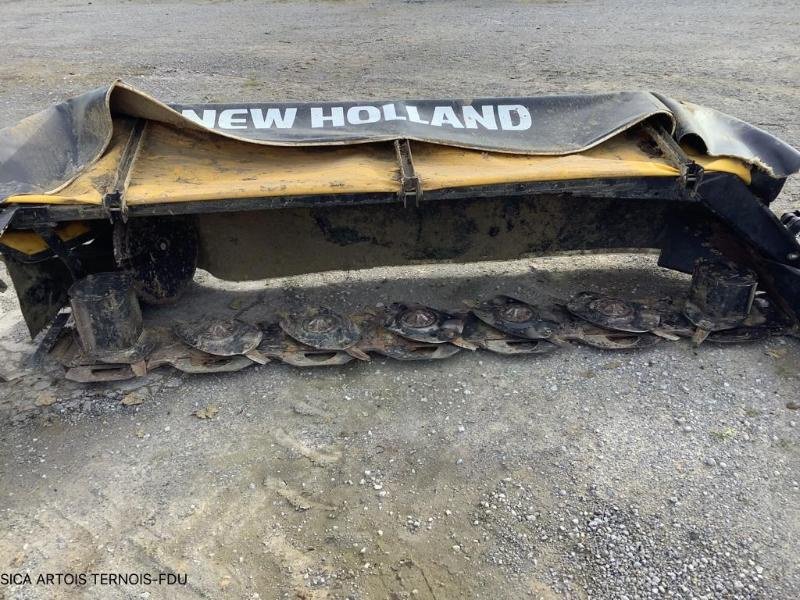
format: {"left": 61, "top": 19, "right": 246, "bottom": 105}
{"left": 303, "top": 315, "right": 338, "bottom": 334}
{"left": 400, "top": 308, "right": 437, "bottom": 329}
{"left": 589, "top": 297, "right": 633, "bottom": 318}
{"left": 498, "top": 304, "right": 534, "bottom": 323}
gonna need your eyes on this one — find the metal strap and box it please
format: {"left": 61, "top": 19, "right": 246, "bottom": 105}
{"left": 103, "top": 119, "right": 147, "bottom": 222}
{"left": 394, "top": 139, "right": 423, "bottom": 207}
{"left": 32, "top": 224, "right": 85, "bottom": 280}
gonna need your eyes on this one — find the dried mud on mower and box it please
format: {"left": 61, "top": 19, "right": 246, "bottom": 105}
{"left": 1, "top": 84, "right": 800, "bottom": 381}
{"left": 41, "top": 276, "right": 794, "bottom": 382}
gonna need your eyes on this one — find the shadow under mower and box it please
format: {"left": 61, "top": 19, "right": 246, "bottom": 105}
{"left": 1, "top": 83, "right": 799, "bottom": 380}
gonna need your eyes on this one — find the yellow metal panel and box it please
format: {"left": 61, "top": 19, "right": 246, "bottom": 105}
{"left": 123, "top": 126, "right": 751, "bottom": 204}
{"left": 414, "top": 136, "right": 751, "bottom": 189}
{"left": 0, "top": 222, "right": 91, "bottom": 256}
{"left": 3, "top": 120, "right": 751, "bottom": 207}
{"left": 689, "top": 153, "right": 751, "bottom": 182}
{"left": 414, "top": 138, "right": 673, "bottom": 189}
{"left": 124, "top": 124, "right": 399, "bottom": 204}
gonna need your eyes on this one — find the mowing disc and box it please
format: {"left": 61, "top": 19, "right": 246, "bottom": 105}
{"left": 461, "top": 314, "right": 560, "bottom": 355}
{"left": 470, "top": 295, "right": 560, "bottom": 340}
{"left": 706, "top": 327, "right": 770, "bottom": 344}
{"left": 259, "top": 324, "right": 354, "bottom": 367}
{"left": 384, "top": 303, "right": 464, "bottom": 344}
{"left": 174, "top": 319, "right": 262, "bottom": 357}
{"left": 147, "top": 328, "right": 257, "bottom": 373}
{"left": 566, "top": 291, "right": 660, "bottom": 333}
{"left": 279, "top": 307, "right": 367, "bottom": 360}
{"left": 558, "top": 323, "right": 661, "bottom": 350}
{"left": 356, "top": 314, "right": 462, "bottom": 361}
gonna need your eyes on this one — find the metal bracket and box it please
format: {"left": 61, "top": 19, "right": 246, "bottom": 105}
{"left": 644, "top": 122, "right": 704, "bottom": 198}
{"left": 29, "top": 309, "right": 71, "bottom": 367}
{"left": 103, "top": 191, "right": 125, "bottom": 222}
{"left": 394, "top": 139, "right": 423, "bottom": 207}
{"left": 103, "top": 119, "right": 147, "bottom": 222}
{"left": 32, "top": 224, "right": 85, "bottom": 280}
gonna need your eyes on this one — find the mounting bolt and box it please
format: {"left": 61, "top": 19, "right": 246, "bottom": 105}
{"left": 787, "top": 252, "right": 800, "bottom": 261}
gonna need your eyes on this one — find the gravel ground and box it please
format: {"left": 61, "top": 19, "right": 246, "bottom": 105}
{"left": 1, "top": 1, "right": 799, "bottom": 599}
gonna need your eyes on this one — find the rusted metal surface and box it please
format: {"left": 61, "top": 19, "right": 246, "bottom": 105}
{"left": 258, "top": 323, "right": 355, "bottom": 367}
{"left": 145, "top": 328, "right": 256, "bottom": 374}
{"left": 355, "top": 313, "right": 463, "bottom": 361}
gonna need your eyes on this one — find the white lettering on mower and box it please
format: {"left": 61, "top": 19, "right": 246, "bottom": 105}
{"left": 181, "top": 104, "right": 531, "bottom": 131}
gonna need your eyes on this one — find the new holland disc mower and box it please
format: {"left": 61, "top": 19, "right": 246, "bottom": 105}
{"left": 1, "top": 83, "right": 799, "bottom": 381}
